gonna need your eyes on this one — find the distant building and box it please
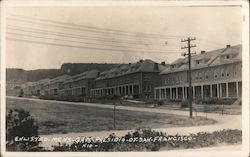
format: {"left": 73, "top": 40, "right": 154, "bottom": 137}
{"left": 22, "top": 82, "right": 34, "bottom": 96}
{"left": 61, "top": 69, "right": 100, "bottom": 99}
{"left": 90, "top": 59, "right": 168, "bottom": 99}
{"left": 154, "top": 45, "right": 242, "bottom": 100}
{"left": 6, "top": 80, "right": 26, "bottom": 96}
{"left": 48, "top": 75, "right": 70, "bottom": 96}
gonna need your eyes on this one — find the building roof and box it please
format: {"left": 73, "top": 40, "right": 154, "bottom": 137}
{"left": 160, "top": 44, "right": 242, "bottom": 75}
{"left": 96, "top": 59, "right": 168, "bottom": 80}
{"left": 72, "top": 69, "right": 99, "bottom": 81}
{"left": 63, "top": 69, "right": 100, "bottom": 84}
{"left": 49, "top": 75, "right": 70, "bottom": 84}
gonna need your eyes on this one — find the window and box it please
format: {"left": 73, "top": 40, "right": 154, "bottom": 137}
{"left": 221, "top": 54, "right": 230, "bottom": 60}
{"left": 199, "top": 72, "right": 203, "bottom": 80}
{"left": 143, "top": 85, "right": 151, "bottom": 92}
{"left": 148, "top": 85, "right": 151, "bottom": 92}
{"left": 164, "top": 79, "right": 167, "bottom": 84}
{"left": 214, "top": 72, "right": 218, "bottom": 78}
{"left": 144, "top": 74, "right": 151, "bottom": 81}
{"left": 195, "top": 72, "right": 199, "bottom": 80}
{"left": 196, "top": 60, "right": 200, "bottom": 65}
{"left": 221, "top": 69, "right": 225, "bottom": 77}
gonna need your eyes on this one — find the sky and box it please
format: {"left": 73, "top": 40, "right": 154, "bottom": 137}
{"left": 5, "top": 5, "right": 242, "bottom": 70}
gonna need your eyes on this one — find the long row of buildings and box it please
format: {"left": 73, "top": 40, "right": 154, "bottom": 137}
{"left": 21, "top": 44, "right": 242, "bottom": 101}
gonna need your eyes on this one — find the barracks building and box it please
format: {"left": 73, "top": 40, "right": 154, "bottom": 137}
{"left": 154, "top": 44, "right": 242, "bottom": 100}
{"left": 90, "top": 59, "right": 167, "bottom": 99}
{"left": 21, "top": 44, "right": 242, "bottom": 102}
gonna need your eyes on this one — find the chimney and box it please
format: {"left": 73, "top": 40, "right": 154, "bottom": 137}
{"left": 226, "top": 45, "right": 231, "bottom": 48}
{"left": 161, "top": 61, "right": 166, "bottom": 65}
{"left": 139, "top": 59, "right": 143, "bottom": 62}
{"left": 201, "top": 50, "right": 206, "bottom": 54}
{"left": 154, "top": 63, "right": 159, "bottom": 70}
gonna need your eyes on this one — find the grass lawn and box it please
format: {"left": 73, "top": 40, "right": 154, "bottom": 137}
{"left": 6, "top": 98, "right": 216, "bottom": 135}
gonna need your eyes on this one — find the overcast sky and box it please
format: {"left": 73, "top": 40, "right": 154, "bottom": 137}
{"left": 6, "top": 6, "right": 242, "bottom": 70}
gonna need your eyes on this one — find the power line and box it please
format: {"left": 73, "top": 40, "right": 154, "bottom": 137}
{"left": 7, "top": 14, "right": 228, "bottom": 50}
{"left": 197, "top": 37, "right": 225, "bottom": 47}
{"left": 7, "top": 16, "right": 183, "bottom": 40}
{"left": 7, "top": 25, "right": 179, "bottom": 49}
{"left": 8, "top": 14, "right": 185, "bottom": 38}
{"left": 7, "top": 32, "right": 181, "bottom": 52}
{"left": 7, "top": 37, "right": 182, "bottom": 54}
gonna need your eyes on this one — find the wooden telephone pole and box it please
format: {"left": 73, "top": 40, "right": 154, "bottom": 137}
{"left": 181, "top": 37, "right": 196, "bottom": 118}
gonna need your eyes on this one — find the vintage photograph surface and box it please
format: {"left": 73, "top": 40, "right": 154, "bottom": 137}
{"left": 2, "top": 2, "right": 248, "bottom": 155}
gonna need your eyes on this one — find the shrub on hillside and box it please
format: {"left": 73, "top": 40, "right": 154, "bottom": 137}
{"left": 6, "top": 109, "right": 44, "bottom": 151}
{"left": 181, "top": 99, "right": 188, "bottom": 108}
{"left": 194, "top": 98, "right": 202, "bottom": 104}
{"left": 52, "top": 129, "right": 242, "bottom": 152}
{"left": 157, "top": 100, "right": 164, "bottom": 106}
{"left": 201, "top": 98, "right": 237, "bottom": 105}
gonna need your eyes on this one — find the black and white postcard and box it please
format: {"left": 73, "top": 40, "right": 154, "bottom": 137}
{"left": 1, "top": 1, "right": 249, "bottom": 157}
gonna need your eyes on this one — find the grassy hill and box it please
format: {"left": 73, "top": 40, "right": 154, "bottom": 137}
{"left": 6, "top": 63, "right": 122, "bottom": 82}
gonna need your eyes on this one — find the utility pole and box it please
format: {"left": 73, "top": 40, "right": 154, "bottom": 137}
{"left": 181, "top": 37, "right": 196, "bottom": 118}
{"left": 113, "top": 103, "right": 117, "bottom": 129}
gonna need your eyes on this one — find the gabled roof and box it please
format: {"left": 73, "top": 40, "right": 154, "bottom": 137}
{"left": 160, "top": 44, "right": 242, "bottom": 75}
{"left": 50, "top": 75, "right": 70, "bottom": 84}
{"left": 63, "top": 69, "right": 100, "bottom": 84}
{"left": 72, "top": 69, "right": 99, "bottom": 81}
{"left": 96, "top": 59, "right": 168, "bottom": 80}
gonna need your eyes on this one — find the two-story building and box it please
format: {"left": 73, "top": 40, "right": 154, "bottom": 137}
{"left": 154, "top": 44, "right": 242, "bottom": 100}
{"left": 90, "top": 59, "right": 168, "bottom": 99}
{"left": 48, "top": 75, "right": 70, "bottom": 96}
{"left": 61, "top": 69, "right": 99, "bottom": 99}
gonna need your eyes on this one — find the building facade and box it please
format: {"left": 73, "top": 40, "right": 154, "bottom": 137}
{"left": 154, "top": 45, "right": 242, "bottom": 100}
{"left": 90, "top": 59, "right": 168, "bottom": 99}
{"left": 61, "top": 69, "right": 99, "bottom": 98}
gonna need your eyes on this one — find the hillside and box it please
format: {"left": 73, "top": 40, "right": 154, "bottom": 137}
{"left": 6, "top": 63, "right": 122, "bottom": 82}
{"left": 60, "top": 63, "right": 122, "bottom": 76}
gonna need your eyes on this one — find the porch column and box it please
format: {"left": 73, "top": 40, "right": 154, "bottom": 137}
{"left": 226, "top": 82, "right": 229, "bottom": 97}
{"left": 193, "top": 86, "right": 195, "bottom": 98}
{"left": 170, "top": 88, "right": 172, "bottom": 100}
{"left": 176, "top": 87, "right": 178, "bottom": 99}
{"left": 201, "top": 85, "right": 203, "bottom": 99}
{"left": 236, "top": 81, "right": 239, "bottom": 97}
{"left": 154, "top": 88, "right": 157, "bottom": 99}
{"left": 182, "top": 86, "right": 185, "bottom": 99}
{"left": 210, "top": 84, "right": 213, "bottom": 97}
{"left": 159, "top": 88, "right": 162, "bottom": 100}
{"left": 219, "top": 84, "right": 222, "bottom": 98}
{"left": 217, "top": 84, "right": 220, "bottom": 98}
{"left": 132, "top": 85, "right": 134, "bottom": 95}
{"left": 164, "top": 88, "right": 167, "bottom": 99}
